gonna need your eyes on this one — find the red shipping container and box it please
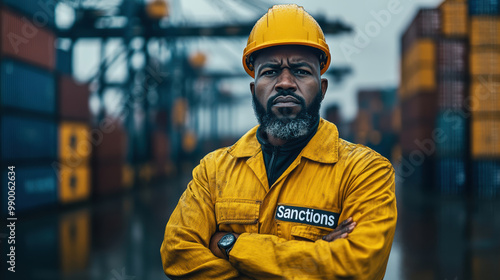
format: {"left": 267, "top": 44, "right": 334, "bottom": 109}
{"left": 400, "top": 124, "right": 435, "bottom": 156}
{"left": 91, "top": 121, "right": 128, "bottom": 160}
{"left": 0, "top": 8, "right": 55, "bottom": 70}
{"left": 402, "top": 9, "right": 441, "bottom": 53}
{"left": 401, "top": 91, "right": 438, "bottom": 127}
{"left": 58, "top": 75, "right": 91, "bottom": 121}
{"left": 92, "top": 160, "right": 123, "bottom": 197}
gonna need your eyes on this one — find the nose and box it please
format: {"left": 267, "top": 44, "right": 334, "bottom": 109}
{"left": 275, "top": 68, "right": 297, "bottom": 92}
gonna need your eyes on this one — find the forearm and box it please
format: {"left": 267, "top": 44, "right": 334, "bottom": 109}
{"left": 228, "top": 229, "right": 392, "bottom": 280}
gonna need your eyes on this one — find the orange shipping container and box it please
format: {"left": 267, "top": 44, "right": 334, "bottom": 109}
{"left": 470, "top": 17, "right": 500, "bottom": 46}
{"left": 440, "top": 1, "right": 468, "bottom": 36}
{"left": 406, "top": 67, "right": 436, "bottom": 96}
{"left": 0, "top": 9, "right": 55, "bottom": 70}
{"left": 59, "top": 121, "right": 91, "bottom": 164}
{"left": 59, "top": 165, "right": 91, "bottom": 204}
{"left": 469, "top": 48, "right": 500, "bottom": 75}
{"left": 402, "top": 39, "right": 436, "bottom": 75}
{"left": 471, "top": 117, "right": 500, "bottom": 158}
{"left": 470, "top": 76, "right": 500, "bottom": 112}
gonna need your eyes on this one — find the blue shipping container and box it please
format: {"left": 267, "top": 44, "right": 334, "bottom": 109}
{"left": 1, "top": 115, "right": 57, "bottom": 160}
{"left": 472, "top": 160, "right": 500, "bottom": 198}
{"left": 2, "top": 166, "right": 58, "bottom": 214}
{"left": 436, "top": 111, "right": 466, "bottom": 157}
{"left": 468, "top": 0, "right": 500, "bottom": 15}
{"left": 435, "top": 158, "right": 466, "bottom": 195}
{"left": 1, "top": 59, "right": 55, "bottom": 114}
{"left": 1, "top": 0, "right": 56, "bottom": 28}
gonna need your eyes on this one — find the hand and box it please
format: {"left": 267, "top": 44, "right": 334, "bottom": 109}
{"left": 321, "top": 217, "right": 356, "bottom": 242}
{"left": 209, "top": 232, "right": 240, "bottom": 259}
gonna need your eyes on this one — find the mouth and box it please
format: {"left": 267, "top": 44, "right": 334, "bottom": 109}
{"left": 272, "top": 96, "right": 300, "bottom": 107}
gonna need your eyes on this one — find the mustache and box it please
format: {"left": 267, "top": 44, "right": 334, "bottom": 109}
{"left": 266, "top": 90, "right": 306, "bottom": 111}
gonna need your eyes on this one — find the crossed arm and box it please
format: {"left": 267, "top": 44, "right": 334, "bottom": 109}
{"left": 209, "top": 217, "right": 357, "bottom": 259}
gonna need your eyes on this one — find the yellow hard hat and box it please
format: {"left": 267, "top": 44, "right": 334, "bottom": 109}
{"left": 243, "top": 4, "right": 331, "bottom": 78}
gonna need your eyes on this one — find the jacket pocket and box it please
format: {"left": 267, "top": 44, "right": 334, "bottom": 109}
{"left": 290, "top": 225, "right": 331, "bottom": 242}
{"left": 215, "top": 199, "right": 260, "bottom": 225}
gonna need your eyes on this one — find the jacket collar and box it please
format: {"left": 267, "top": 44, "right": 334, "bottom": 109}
{"left": 228, "top": 118, "right": 339, "bottom": 164}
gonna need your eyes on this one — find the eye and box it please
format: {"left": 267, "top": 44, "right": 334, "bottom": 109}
{"left": 261, "top": 69, "right": 278, "bottom": 76}
{"left": 294, "top": 69, "right": 311, "bottom": 75}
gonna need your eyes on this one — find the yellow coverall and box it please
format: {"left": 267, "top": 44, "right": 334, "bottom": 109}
{"left": 161, "top": 119, "right": 397, "bottom": 279}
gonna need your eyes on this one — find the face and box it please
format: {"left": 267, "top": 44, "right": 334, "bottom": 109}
{"left": 250, "top": 45, "right": 328, "bottom": 140}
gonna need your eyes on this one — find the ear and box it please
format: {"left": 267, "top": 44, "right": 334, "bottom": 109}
{"left": 250, "top": 81, "right": 255, "bottom": 96}
{"left": 320, "top": 78, "right": 328, "bottom": 100}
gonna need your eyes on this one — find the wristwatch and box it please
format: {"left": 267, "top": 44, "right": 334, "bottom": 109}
{"left": 217, "top": 233, "right": 236, "bottom": 258}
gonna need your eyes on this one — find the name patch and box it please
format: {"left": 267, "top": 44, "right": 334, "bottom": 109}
{"left": 275, "top": 205, "right": 340, "bottom": 229}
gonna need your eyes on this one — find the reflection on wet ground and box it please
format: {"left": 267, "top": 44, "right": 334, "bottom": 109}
{"left": 2, "top": 173, "right": 499, "bottom": 280}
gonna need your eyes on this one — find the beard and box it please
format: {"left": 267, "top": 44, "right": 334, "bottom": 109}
{"left": 252, "top": 89, "right": 322, "bottom": 141}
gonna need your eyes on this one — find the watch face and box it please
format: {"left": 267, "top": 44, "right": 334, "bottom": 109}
{"left": 219, "top": 234, "right": 235, "bottom": 247}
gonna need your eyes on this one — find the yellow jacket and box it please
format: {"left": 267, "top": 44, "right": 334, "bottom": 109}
{"left": 161, "top": 119, "right": 397, "bottom": 279}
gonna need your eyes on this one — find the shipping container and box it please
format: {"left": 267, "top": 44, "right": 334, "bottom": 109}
{"left": 324, "top": 104, "right": 341, "bottom": 125}
{"left": 435, "top": 111, "right": 467, "bottom": 157}
{"left": 56, "top": 48, "right": 72, "bottom": 74}
{"left": 59, "top": 121, "right": 91, "bottom": 164}
{"left": 438, "top": 79, "right": 467, "bottom": 109}
{"left": 59, "top": 164, "right": 90, "bottom": 204}
{"left": 401, "top": 92, "right": 438, "bottom": 127}
{"left": 470, "top": 16, "right": 500, "bottom": 46}
{"left": 471, "top": 116, "right": 500, "bottom": 158}
{"left": 59, "top": 209, "right": 90, "bottom": 274}
{"left": 402, "top": 38, "right": 436, "bottom": 75}
{"left": 468, "top": 0, "right": 500, "bottom": 15}
{"left": 0, "top": 8, "right": 55, "bottom": 70}
{"left": 435, "top": 158, "right": 466, "bottom": 194}
{"left": 440, "top": 0, "right": 468, "bottom": 36}
{"left": 472, "top": 160, "right": 500, "bottom": 197}
{"left": 1, "top": 59, "right": 55, "bottom": 114}
{"left": 91, "top": 121, "right": 128, "bottom": 160}
{"left": 58, "top": 75, "right": 91, "bottom": 121}
{"left": 402, "top": 9, "right": 441, "bottom": 53}
{"left": 400, "top": 123, "right": 436, "bottom": 156}
{"left": 469, "top": 48, "right": 500, "bottom": 75}
{"left": 92, "top": 160, "right": 123, "bottom": 196}
{"left": 470, "top": 75, "right": 500, "bottom": 112}
{"left": 2, "top": 165, "right": 58, "bottom": 213}
{"left": 437, "top": 39, "right": 468, "bottom": 77}
{"left": 1, "top": 115, "right": 57, "bottom": 161}
{"left": 1, "top": 0, "right": 57, "bottom": 28}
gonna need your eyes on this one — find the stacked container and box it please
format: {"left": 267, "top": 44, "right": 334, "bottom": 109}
{"left": 1, "top": 5, "right": 58, "bottom": 213}
{"left": 92, "top": 120, "right": 128, "bottom": 196}
{"left": 400, "top": 9, "right": 440, "bottom": 175}
{"left": 468, "top": 0, "right": 500, "bottom": 197}
{"left": 435, "top": 0, "right": 469, "bottom": 194}
{"left": 399, "top": 3, "right": 470, "bottom": 193}
{"left": 350, "top": 88, "right": 398, "bottom": 160}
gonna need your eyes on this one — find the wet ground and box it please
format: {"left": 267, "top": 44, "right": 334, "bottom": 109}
{"left": 2, "top": 171, "right": 500, "bottom": 280}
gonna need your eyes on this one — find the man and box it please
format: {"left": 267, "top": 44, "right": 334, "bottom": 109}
{"left": 161, "top": 4, "right": 397, "bottom": 279}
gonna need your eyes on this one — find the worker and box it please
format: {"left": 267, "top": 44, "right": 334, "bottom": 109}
{"left": 161, "top": 4, "right": 397, "bottom": 279}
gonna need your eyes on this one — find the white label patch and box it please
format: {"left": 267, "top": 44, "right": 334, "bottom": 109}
{"left": 275, "top": 205, "right": 340, "bottom": 229}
